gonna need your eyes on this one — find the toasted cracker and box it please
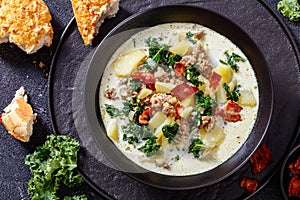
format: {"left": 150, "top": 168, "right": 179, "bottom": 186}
{"left": 0, "top": 0, "right": 53, "bottom": 54}
{"left": 70, "top": 0, "right": 119, "bottom": 45}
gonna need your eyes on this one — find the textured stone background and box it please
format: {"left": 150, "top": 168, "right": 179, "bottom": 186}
{"left": 0, "top": 0, "right": 299, "bottom": 199}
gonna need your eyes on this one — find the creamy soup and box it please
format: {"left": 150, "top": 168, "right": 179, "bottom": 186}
{"left": 99, "top": 23, "right": 259, "bottom": 176}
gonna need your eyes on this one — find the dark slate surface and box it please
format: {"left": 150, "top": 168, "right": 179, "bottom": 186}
{"left": 0, "top": 0, "right": 300, "bottom": 199}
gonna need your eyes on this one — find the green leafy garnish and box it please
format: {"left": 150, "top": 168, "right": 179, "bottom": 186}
{"left": 130, "top": 80, "right": 142, "bottom": 93}
{"left": 277, "top": 0, "right": 300, "bottom": 22}
{"left": 167, "top": 54, "right": 182, "bottom": 66}
{"left": 122, "top": 100, "right": 135, "bottom": 115}
{"left": 188, "top": 138, "right": 205, "bottom": 158}
{"left": 162, "top": 123, "right": 179, "bottom": 143}
{"left": 186, "top": 31, "right": 197, "bottom": 44}
{"left": 185, "top": 65, "right": 204, "bottom": 87}
{"left": 25, "top": 134, "right": 84, "bottom": 200}
{"left": 123, "top": 134, "right": 139, "bottom": 145}
{"left": 194, "top": 90, "right": 215, "bottom": 116}
{"left": 105, "top": 104, "right": 120, "bottom": 117}
{"left": 122, "top": 122, "right": 154, "bottom": 144}
{"left": 145, "top": 37, "right": 170, "bottom": 64}
{"left": 138, "top": 136, "right": 161, "bottom": 157}
{"left": 143, "top": 61, "right": 158, "bottom": 72}
{"left": 220, "top": 51, "right": 246, "bottom": 72}
{"left": 223, "top": 83, "right": 241, "bottom": 102}
{"left": 63, "top": 195, "right": 88, "bottom": 200}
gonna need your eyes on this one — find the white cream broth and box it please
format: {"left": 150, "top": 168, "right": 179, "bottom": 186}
{"left": 99, "top": 23, "right": 259, "bottom": 176}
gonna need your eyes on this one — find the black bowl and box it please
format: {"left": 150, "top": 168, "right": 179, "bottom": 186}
{"left": 83, "top": 5, "right": 273, "bottom": 189}
{"left": 280, "top": 144, "right": 300, "bottom": 199}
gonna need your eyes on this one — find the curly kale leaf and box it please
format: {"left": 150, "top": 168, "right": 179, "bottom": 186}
{"left": 25, "top": 134, "right": 84, "bottom": 200}
{"left": 278, "top": 0, "right": 300, "bottom": 22}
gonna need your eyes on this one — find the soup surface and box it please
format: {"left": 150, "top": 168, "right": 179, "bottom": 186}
{"left": 99, "top": 23, "right": 259, "bottom": 176}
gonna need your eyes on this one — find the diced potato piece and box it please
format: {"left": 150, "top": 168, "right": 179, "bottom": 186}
{"left": 169, "top": 41, "right": 192, "bottom": 56}
{"left": 238, "top": 89, "right": 257, "bottom": 107}
{"left": 228, "top": 78, "right": 237, "bottom": 91}
{"left": 180, "top": 106, "right": 193, "bottom": 119}
{"left": 154, "top": 117, "right": 174, "bottom": 137}
{"left": 216, "top": 85, "right": 227, "bottom": 104}
{"left": 216, "top": 65, "right": 233, "bottom": 84}
{"left": 113, "top": 49, "right": 146, "bottom": 77}
{"left": 148, "top": 111, "right": 167, "bottom": 130}
{"left": 107, "top": 122, "right": 119, "bottom": 141}
{"left": 181, "top": 95, "right": 194, "bottom": 107}
{"left": 156, "top": 133, "right": 168, "bottom": 146}
{"left": 137, "top": 88, "right": 152, "bottom": 99}
{"left": 155, "top": 82, "right": 176, "bottom": 93}
{"left": 199, "top": 118, "right": 225, "bottom": 151}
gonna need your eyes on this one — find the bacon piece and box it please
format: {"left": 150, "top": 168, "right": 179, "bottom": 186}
{"left": 215, "top": 101, "right": 243, "bottom": 123}
{"left": 209, "top": 71, "right": 222, "bottom": 89}
{"left": 131, "top": 72, "right": 156, "bottom": 91}
{"left": 250, "top": 143, "right": 272, "bottom": 175}
{"left": 174, "top": 62, "right": 185, "bottom": 77}
{"left": 138, "top": 108, "right": 150, "bottom": 125}
{"left": 289, "top": 156, "right": 300, "bottom": 175}
{"left": 171, "top": 83, "right": 198, "bottom": 101}
{"left": 240, "top": 177, "right": 259, "bottom": 193}
{"left": 289, "top": 176, "right": 300, "bottom": 197}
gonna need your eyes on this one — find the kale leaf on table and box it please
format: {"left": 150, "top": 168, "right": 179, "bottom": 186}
{"left": 25, "top": 134, "right": 86, "bottom": 200}
{"left": 277, "top": 0, "right": 300, "bottom": 22}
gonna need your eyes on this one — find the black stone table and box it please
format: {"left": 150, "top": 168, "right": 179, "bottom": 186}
{"left": 0, "top": 0, "right": 299, "bottom": 199}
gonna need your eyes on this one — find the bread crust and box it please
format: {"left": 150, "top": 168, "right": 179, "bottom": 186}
{"left": 0, "top": 0, "right": 53, "bottom": 54}
{"left": 70, "top": 0, "right": 119, "bottom": 45}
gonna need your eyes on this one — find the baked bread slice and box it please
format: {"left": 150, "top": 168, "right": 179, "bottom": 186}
{"left": 0, "top": 0, "right": 53, "bottom": 54}
{"left": 1, "top": 87, "right": 37, "bottom": 142}
{"left": 70, "top": 0, "right": 119, "bottom": 45}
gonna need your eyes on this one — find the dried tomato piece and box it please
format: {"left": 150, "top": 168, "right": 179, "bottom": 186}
{"left": 250, "top": 143, "right": 272, "bottom": 175}
{"left": 289, "top": 156, "right": 300, "bottom": 175}
{"left": 240, "top": 177, "right": 259, "bottom": 193}
{"left": 174, "top": 62, "right": 185, "bottom": 77}
{"left": 175, "top": 104, "right": 183, "bottom": 119}
{"left": 171, "top": 83, "right": 198, "bottom": 101}
{"left": 138, "top": 108, "right": 150, "bottom": 125}
{"left": 131, "top": 72, "right": 156, "bottom": 91}
{"left": 289, "top": 176, "right": 300, "bottom": 197}
{"left": 209, "top": 71, "right": 222, "bottom": 89}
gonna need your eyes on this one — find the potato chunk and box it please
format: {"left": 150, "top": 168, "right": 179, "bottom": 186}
{"left": 148, "top": 111, "right": 167, "bottom": 130}
{"left": 113, "top": 49, "right": 146, "bottom": 77}
{"left": 137, "top": 88, "right": 152, "bottom": 99}
{"left": 107, "top": 121, "right": 119, "bottom": 141}
{"left": 169, "top": 41, "right": 192, "bottom": 56}
{"left": 216, "top": 65, "right": 233, "bottom": 84}
{"left": 181, "top": 95, "right": 194, "bottom": 107}
{"left": 155, "top": 82, "right": 176, "bottom": 93}
{"left": 238, "top": 89, "right": 257, "bottom": 107}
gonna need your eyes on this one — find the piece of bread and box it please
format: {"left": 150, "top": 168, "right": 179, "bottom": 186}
{"left": 1, "top": 87, "right": 37, "bottom": 142}
{"left": 0, "top": 0, "right": 53, "bottom": 54}
{"left": 70, "top": 0, "right": 120, "bottom": 46}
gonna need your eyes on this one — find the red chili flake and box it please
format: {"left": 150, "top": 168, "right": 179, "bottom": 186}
{"left": 0, "top": 113, "right": 2, "bottom": 123}
{"left": 240, "top": 177, "right": 259, "bottom": 193}
{"left": 209, "top": 71, "right": 222, "bottom": 89}
{"left": 289, "top": 156, "right": 300, "bottom": 175}
{"left": 138, "top": 108, "right": 150, "bottom": 125}
{"left": 250, "top": 143, "right": 272, "bottom": 175}
{"left": 289, "top": 176, "right": 300, "bottom": 197}
{"left": 171, "top": 83, "right": 198, "bottom": 101}
{"left": 174, "top": 62, "right": 185, "bottom": 77}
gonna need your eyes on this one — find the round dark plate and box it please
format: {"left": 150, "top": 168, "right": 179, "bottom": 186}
{"left": 49, "top": 0, "right": 300, "bottom": 199}
{"left": 83, "top": 5, "right": 273, "bottom": 190}
{"left": 281, "top": 144, "right": 300, "bottom": 199}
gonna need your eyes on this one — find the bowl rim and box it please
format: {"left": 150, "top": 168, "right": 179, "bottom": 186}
{"left": 83, "top": 4, "right": 274, "bottom": 190}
